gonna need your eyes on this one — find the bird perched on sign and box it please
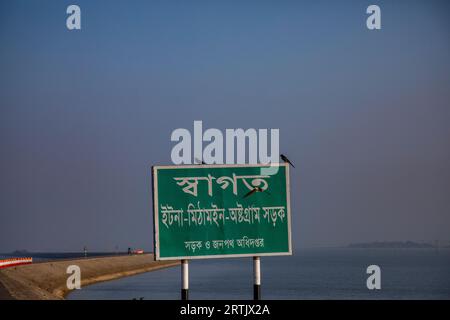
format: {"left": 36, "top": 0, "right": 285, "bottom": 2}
{"left": 244, "top": 187, "right": 270, "bottom": 198}
{"left": 195, "top": 158, "right": 206, "bottom": 165}
{"left": 280, "top": 154, "right": 295, "bottom": 168}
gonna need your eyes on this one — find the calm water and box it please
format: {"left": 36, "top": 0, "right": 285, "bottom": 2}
{"left": 68, "top": 248, "right": 450, "bottom": 300}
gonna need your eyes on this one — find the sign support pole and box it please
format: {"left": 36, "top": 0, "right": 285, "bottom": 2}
{"left": 181, "top": 259, "right": 189, "bottom": 300}
{"left": 253, "top": 256, "right": 261, "bottom": 300}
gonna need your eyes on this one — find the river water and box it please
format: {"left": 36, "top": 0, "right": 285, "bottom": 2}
{"left": 68, "top": 248, "right": 450, "bottom": 300}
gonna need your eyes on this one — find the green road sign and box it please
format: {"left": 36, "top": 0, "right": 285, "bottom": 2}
{"left": 152, "top": 164, "right": 292, "bottom": 260}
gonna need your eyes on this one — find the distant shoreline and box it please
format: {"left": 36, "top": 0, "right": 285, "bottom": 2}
{"left": 347, "top": 241, "right": 449, "bottom": 249}
{"left": 0, "top": 253, "right": 178, "bottom": 300}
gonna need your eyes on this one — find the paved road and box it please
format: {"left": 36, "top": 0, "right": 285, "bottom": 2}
{"left": 0, "top": 254, "right": 178, "bottom": 300}
{"left": 0, "top": 279, "right": 13, "bottom": 300}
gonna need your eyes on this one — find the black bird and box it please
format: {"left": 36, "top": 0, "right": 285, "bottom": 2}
{"left": 195, "top": 157, "right": 206, "bottom": 165}
{"left": 280, "top": 154, "right": 295, "bottom": 168}
{"left": 243, "top": 187, "right": 270, "bottom": 198}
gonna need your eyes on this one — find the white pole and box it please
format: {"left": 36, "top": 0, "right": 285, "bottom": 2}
{"left": 181, "top": 259, "right": 189, "bottom": 300}
{"left": 253, "top": 256, "right": 261, "bottom": 300}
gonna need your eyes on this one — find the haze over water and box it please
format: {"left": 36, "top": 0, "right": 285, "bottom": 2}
{"left": 2, "top": 0, "right": 450, "bottom": 253}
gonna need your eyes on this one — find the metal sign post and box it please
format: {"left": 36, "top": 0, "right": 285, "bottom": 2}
{"left": 181, "top": 259, "right": 189, "bottom": 300}
{"left": 253, "top": 256, "right": 261, "bottom": 300}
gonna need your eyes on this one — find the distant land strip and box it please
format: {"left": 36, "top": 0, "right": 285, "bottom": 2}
{"left": 0, "top": 254, "right": 179, "bottom": 300}
{"left": 348, "top": 241, "right": 450, "bottom": 249}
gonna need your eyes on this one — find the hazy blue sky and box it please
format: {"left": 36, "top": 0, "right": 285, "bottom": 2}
{"left": 1, "top": 0, "right": 449, "bottom": 252}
